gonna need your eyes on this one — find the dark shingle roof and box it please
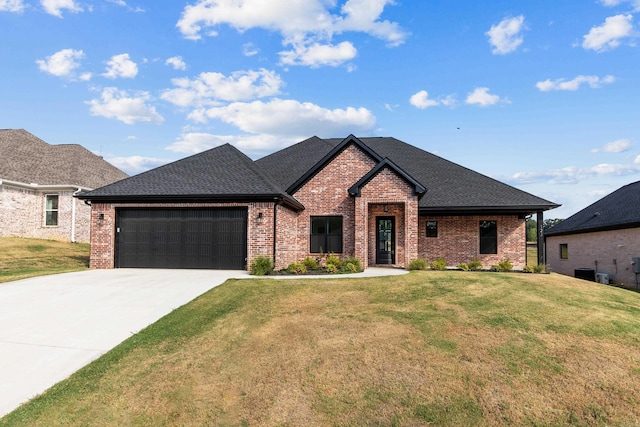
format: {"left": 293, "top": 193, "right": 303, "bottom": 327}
{"left": 80, "top": 143, "right": 304, "bottom": 209}
{"left": 0, "top": 129, "right": 128, "bottom": 188}
{"left": 81, "top": 134, "right": 557, "bottom": 214}
{"left": 545, "top": 180, "right": 640, "bottom": 236}
{"left": 257, "top": 136, "right": 558, "bottom": 213}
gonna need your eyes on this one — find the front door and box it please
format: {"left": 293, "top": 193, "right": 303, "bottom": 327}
{"left": 376, "top": 217, "right": 395, "bottom": 265}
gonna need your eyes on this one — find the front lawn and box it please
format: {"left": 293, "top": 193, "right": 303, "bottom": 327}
{"left": 0, "top": 238, "right": 90, "bottom": 283}
{"left": 3, "top": 271, "right": 640, "bottom": 426}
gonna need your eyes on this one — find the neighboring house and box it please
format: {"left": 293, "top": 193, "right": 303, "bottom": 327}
{"left": 545, "top": 180, "right": 640, "bottom": 290}
{"left": 0, "top": 129, "right": 128, "bottom": 243}
{"left": 78, "top": 135, "right": 558, "bottom": 270}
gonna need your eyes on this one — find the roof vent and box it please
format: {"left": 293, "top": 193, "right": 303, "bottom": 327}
{"left": 593, "top": 212, "right": 600, "bottom": 217}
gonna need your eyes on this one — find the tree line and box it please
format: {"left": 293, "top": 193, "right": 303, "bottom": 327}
{"left": 526, "top": 218, "right": 564, "bottom": 242}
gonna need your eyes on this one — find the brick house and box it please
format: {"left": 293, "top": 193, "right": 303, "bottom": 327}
{"left": 0, "top": 129, "right": 128, "bottom": 243}
{"left": 545, "top": 180, "right": 640, "bottom": 290}
{"left": 79, "top": 135, "right": 558, "bottom": 270}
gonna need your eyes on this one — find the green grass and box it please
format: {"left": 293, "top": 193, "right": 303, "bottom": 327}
{"left": 0, "top": 237, "right": 90, "bottom": 283}
{"left": 3, "top": 271, "right": 640, "bottom": 426}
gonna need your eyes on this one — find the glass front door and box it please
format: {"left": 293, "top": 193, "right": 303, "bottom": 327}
{"left": 376, "top": 217, "right": 395, "bottom": 264}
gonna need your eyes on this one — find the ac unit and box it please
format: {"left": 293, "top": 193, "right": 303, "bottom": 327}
{"left": 595, "top": 273, "right": 610, "bottom": 285}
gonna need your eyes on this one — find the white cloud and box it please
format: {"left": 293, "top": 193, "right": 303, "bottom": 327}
{"left": 161, "top": 68, "right": 284, "bottom": 107}
{"left": 107, "top": 0, "right": 126, "bottom": 6}
{"left": 165, "top": 56, "right": 187, "bottom": 70}
{"left": 486, "top": 15, "right": 525, "bottom": 55}
{"left": 40, "top": 0, "right": 82, "bottom": 17}
{"left": 279, "top": 41, "right": 357, "bottom": 67}
{"left": 600, "top": 0, "right": 640, "bottom": 11}
{"left": 86, "top": 87, "right": 164, "bottom": 125}
{"left": 591, "top": 138, "right": 632, "bottom": 153}
{"left": 103, "top": 53, "right": 138, "bottom": 79}
{"left": 409, "top": 90, "right": 438, "bottom": 109}
{"left": 189, "top": 98, "right": 376, "bottom": 137}
{"left": 36, "top": 48, "right": 84, "bottom": 78}
{"left": 536, "top": 74, "right": 615, "bottom": 91}
{"left": 166, "top": 132, "right": 296, "bottom": 154}
{"left": 243, "top": 42, "right": 259, "bottom": 57}
{"left": 582, "top": 14, "right": 634, "bottom": 52}
{"left": 106, "top": 155, "right": 171, "bottom": 175}
{"left": 509, "top": 161, "right": 640, "bottom": 185}
{"left": 0, "top": 0, "right": 24, "bottom": 12}
{"left": 176, "top": 0, "right": 407, "bottom": 67}
{"left": 465, "top": 87, "right": 507, "bottom": 107}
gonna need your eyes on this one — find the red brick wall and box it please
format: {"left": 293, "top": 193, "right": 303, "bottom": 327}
{"left": 359, "top": 167, "right": 419, "bottom": 268}
{"left": 291, "top": 144, "right": 376, "bottom": 262}
{"left": 274, "top": 204, "right": 300, "bottom": 270}
{"left": 418, "top": 215, "right": 526, "bottom": 269}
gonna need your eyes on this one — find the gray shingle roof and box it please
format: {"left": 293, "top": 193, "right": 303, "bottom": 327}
{"left": 80, "top": 143, "right": 304, "bottom": 208}
{"left": 545, "top": 180, "right": 640, "bottom": 236}
{"left": 257, "top": 136, "right": 558, "bottom": 213}
{"left": 0, "top": 129, "right": 128, "bottom": 188}
{"left": 81, "top": 134, "right": 558, "bottom": 214}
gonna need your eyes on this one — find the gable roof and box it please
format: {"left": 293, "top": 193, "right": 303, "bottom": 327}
{"left": 545, "top": 180, "right": 640, "bottom": 237}
{"left": 79, "top": 143, "right": 304, "bottom": 209}
{"left": 257, "top": 136, "right": 559, "bottom": 214}
{"left": 0, "top": 129, "right": 127, "bottom": 189}
{"left": 81, "top": 134, "right": 558, "bottom": 215}
{"left": 348, "top": 157, "right": 427, "bottom": 197}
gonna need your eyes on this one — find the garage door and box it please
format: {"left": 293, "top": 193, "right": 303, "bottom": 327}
{"left": 115, "top": 208, "right": 247, "bottom": 269}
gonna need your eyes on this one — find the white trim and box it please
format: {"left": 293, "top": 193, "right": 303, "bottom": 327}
{"left": 0, "top": 178, "right": 92, "bottom": 192}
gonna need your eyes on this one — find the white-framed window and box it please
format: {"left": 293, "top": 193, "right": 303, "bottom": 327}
{"left": 45, "top": 194, "right": 59, "bottom": 226}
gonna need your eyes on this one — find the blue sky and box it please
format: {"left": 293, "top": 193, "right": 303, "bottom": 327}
{"left": 2, "top": 0, "right": 639, "bottom": 218}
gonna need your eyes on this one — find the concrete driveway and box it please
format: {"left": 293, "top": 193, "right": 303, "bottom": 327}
{"left": 0, "top": 269, "right": 245, "bottom": 417}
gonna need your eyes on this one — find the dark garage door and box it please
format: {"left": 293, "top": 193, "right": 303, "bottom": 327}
{"left": 115, "top": 208, "right": 247, "bottom": 269}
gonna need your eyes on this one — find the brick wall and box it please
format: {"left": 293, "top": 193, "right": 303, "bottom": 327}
{"left": 546, "top": 228, "right": 640, "bottom": 289}
{"left": 292, "top": 144, "right": 376, "bottom": 262}
{"left": 358, "top": 167, "right": 419, "bottom": 268}
{"left": 418, "top": 215, "right": 526, "bottom": 269}
{"left": 0, "top": 184, "right": 91, "bottom": 242}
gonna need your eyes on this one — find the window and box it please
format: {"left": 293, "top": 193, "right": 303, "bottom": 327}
{"left": 479, "top": 220, "right": 497, "bottom": 254}
{"left": 45, "top": 195, "right": 59, "bottom": 226}
{"left": 426, "top": 221, "right": 438, "bottom": 237}
{"left": 310, "top": 216, "right": 343, "bottom": 253}
{"left": 560, "top": 244, "right": 568, "bottom": 259}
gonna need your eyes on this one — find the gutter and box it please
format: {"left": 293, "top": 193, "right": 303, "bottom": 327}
{"left": 0, "top": 178, "right": 92, "bottom": 192}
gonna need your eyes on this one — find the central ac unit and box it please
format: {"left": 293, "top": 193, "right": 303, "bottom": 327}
{"left": 595, "top": 273, "right": 610, "bottom": 285}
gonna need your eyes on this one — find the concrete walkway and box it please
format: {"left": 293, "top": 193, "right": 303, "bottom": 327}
{"left": 0, "top": 267, "right": 407, "bottom": 417}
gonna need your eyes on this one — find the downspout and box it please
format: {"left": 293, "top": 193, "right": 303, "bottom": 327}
{"left": 536, "top": 210, "right": 544, "bottom": 266}
{"left": 273, "top": 199, "right": 279, "bottom": 266}
{"left": 71, "top": 187, "right": 82, "bottom": 243}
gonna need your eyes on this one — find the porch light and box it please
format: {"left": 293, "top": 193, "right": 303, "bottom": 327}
{"left": 383, "top": 204, "right": 389, "bottom": 212}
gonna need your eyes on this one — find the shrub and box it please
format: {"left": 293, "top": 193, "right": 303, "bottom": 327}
{"left": 251, "top": 256, "right": 274, "bottom": 276}
{"left": 341, "top": 256, "right": 363, "bottom": 273}
{"left": 341, "top": 262, "right": 358, "bottom": 273}
{"left": 533, "top": 264, "right": 547, "bottom": 273}
{"left": 468, "top": 258, "right": 483, "bottom": 271}
{"left": 457, "top": 263, "right": 470, "bottom": 271}
{"left": 491, "top": 258, "right": 513, "bottom": 272}
{"left": 430, "top": 258, "right": 447, "bottom": 271}
{"left": 408, "top": 258, "right": 428, "bottom": 271}
{"left": 302, "top": 256, "right": 319, "bottom": 270}
{"left": 522, "top": 265, "right": 533, "bottom": 273}
{"left": 326, "top": 253, "right": 343, "bottom": 270}
{"left": 326, "top": 263, "right": 338, "bottom": 274}
{"left": 287, "top": 262, "right": 307, "bottom": 275}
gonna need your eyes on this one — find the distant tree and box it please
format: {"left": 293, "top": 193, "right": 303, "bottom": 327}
{"left": 543, "top": 218, "right": 564, "bottom": 232}
{"left": 526, "top": 218, "right": 537, "bottom": 242}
